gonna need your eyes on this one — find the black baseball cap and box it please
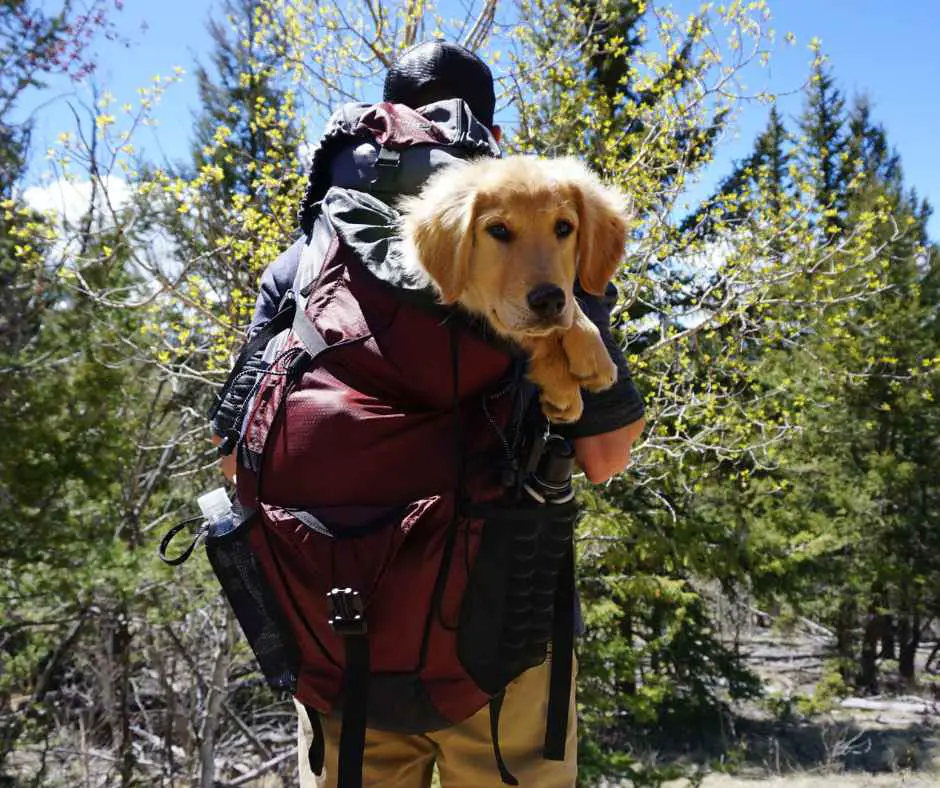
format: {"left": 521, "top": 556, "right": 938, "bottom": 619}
{"left": 383, "top": 41, "right": 496, "bottom": 128}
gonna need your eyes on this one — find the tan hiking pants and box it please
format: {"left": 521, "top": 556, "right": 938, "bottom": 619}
{"left": 295, "top": 655, "right": 578, "bottom": 788}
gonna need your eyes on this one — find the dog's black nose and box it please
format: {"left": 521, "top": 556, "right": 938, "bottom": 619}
{"left": 527, "top": 284, "right": 566, "bottom": 320}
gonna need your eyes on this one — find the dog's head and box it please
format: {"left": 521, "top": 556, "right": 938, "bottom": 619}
{"left": 399, "top": 155, "right": 631, "bottom": 339}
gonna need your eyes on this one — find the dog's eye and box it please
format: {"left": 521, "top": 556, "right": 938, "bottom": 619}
{"left": 555, "top": 219, "right": 574, "bottom": 238}
{"left": 486, "top": 223, "right": 512, "bottom": 242}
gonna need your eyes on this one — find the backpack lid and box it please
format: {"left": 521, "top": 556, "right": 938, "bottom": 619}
{"left": 298, "top": 98, "right": 500, "bottom": 235}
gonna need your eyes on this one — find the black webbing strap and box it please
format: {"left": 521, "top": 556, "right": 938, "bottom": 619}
{"left": 337, "top": 634, "right": 370, "bottom": 788}
{"left": 543, "top": 536, "right": 575, "bottom": 761}
{"left": 303, "top": 704, "right": 326, "bottom": 777}
{"left": 207, "top": 295, "right": 297, "bottom": 421}
{"left": 157, "top": 516, "right": 207, "bottom": 566}
{"left": 488, "top": 690, "right": 519, "bottom": 786}
{"left": 420, "top": 326, "right": 465, "bottom": 657}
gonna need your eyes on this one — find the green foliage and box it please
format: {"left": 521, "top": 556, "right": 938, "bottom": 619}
{"left": 513, "top": 3, "right": 938, "bottom": 780}
{"left": 684, "top": 65, "right": 940, "bottom": 699}
{"left": 3, "top": 1, "right": 940, "bottom": 785}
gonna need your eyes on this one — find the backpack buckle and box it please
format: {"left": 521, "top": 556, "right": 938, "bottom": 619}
{"left": 374, "top": 146, "right": 401, "bottom": 193}
{"left": 375, "top": 146, "right": 401, "bottom": 170}
{"left": 327, "top": 587, "right": 368, "bottom": 636}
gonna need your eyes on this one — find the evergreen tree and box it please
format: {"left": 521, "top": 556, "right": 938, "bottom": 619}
{"left": 720, "top": 88, "right": 940, "bottom": 694}
{"left": 798, "top": 60, "right": 847, "bottom": 235}
{"left": 192, "top": 0, "right": 295, "bottom": 210}
{"left": 681, "top": 104, "right": 793, "bottom": 240}
{"left": 159, "top": 0, "right": 304, "bottom": 336}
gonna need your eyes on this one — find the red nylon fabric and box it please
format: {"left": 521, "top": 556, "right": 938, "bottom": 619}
{"left": 354, "top": 102, "right": 449, "bottom": 148}
{"left": 237, "top": 240, "right": 519, "bottom": 726}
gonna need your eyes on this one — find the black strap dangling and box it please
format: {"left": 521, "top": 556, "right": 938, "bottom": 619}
{"left": 489, "top": 690, "right": 519, "bottom": 785}
{"left": 304, "top": 704, "right": 325, "bottom": 777}
{"left": 328, "top": 588, "right": 370, "bottom": 788}
{"left": 543, "top": 537, "right": 575, "bottom": 761}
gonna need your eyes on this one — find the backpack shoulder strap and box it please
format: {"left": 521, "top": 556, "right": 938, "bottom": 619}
{"left": 207, "top": 214, "right": 336, "bottom": 438}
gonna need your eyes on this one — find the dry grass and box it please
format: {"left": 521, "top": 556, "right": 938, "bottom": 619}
{"left": 666, "top": 775, "right": 936, "bottom": 787}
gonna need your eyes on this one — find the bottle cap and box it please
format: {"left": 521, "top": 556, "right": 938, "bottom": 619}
{"left": 197, "top": 487, "right": 232, "bottom": 524}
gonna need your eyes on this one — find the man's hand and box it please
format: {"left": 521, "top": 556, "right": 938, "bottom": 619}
{"left": 573, "top": 417, "right": 645, "bottom": 484}
{"left": 211, "top": 433, "right": 238, "bottom": 482}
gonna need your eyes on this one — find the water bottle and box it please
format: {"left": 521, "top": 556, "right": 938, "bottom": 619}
{"left": 523, "top": 434, "right": 576, "bottom": 505}
{"left": 197, "top": 487, "right": 236, "bottom": 537}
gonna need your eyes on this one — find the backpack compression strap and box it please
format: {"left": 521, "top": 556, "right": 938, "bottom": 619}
{"left": 467, "top": 501, "right": 578, "bottom": 772}
{"left": 328, "top": 588, "right": 370, "bottom": 788}
{"left": 206, "top": 292, "right": 298, "bottom": 452}
{"left": 544, "top": 534, "right": 575, "bottom": 761}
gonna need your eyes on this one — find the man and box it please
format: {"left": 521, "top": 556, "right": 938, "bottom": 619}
{"left": 216, "top": 41, "right": 645, "bottom": 788}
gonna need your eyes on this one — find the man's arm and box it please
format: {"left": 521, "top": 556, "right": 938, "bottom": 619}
{"left": 561, "top": 280, "right": 646, "bottom": 483}
{"left": 211, "top": 433, "right": 237, "bottom": 481}
{"left": 574, "top": 419, "right": 645, "bottom": 484}
{"left": 251, "top": 237, "right": 305, "bottom": 329}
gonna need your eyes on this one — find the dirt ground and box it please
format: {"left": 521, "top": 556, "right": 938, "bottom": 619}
{"left": 654, "top": 624, "right": 940, "bottom": 788}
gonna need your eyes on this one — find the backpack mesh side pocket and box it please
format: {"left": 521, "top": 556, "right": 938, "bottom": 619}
{"left": 205, "top": 510, "right": 300, "bottom": 694}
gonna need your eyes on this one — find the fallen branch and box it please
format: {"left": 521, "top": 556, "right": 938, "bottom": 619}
{"left": 218, "top": 748, "right": 295, "bottom": 787}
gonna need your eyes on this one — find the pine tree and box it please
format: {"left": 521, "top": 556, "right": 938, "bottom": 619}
{"left": 518, "top": 0, "right": 728, "bottom": 198}
{"left": 158, "top": 0, "right": 304, "bottom": 340}
{"left": 192, "top": 0, "right": 295, "bottom": 210}
{"left": 798, "top": 60, "right": 847, "bottom": 236}
{"left": 681, "top": 104, "right": 792, "bottom": 240}
{"left": 734, "top": 89, "right": 940, "bottom": 693}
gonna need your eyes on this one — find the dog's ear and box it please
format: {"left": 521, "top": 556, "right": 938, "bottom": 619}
{"left": 562, "top": 160, "right": 631, "bottom": 296}
{"left": 400, "top": 174, "right": 478, "bottom": 304}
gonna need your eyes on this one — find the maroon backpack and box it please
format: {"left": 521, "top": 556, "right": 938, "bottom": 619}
{"left": 164, "top": 101, "right": 579, "bottom": 788}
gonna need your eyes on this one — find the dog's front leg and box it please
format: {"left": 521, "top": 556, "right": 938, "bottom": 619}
{"left": 561, "top": 305, "right": 618, "bottom": 393}
{"left": 522, "top": 335, "right": 584, "bottom": 423}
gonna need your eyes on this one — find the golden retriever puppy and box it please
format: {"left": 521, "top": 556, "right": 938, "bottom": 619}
{"left": 398, "top": 155, "right": 631, "bottom": 423}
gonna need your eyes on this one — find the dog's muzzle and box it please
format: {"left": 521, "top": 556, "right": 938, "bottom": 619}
{"left": 526, "top": 284, "right": 566, "bottom": 322}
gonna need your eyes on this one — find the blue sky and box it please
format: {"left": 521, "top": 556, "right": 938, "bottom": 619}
{"left": 17, "top": 0, "right": 940, "bottom": 237}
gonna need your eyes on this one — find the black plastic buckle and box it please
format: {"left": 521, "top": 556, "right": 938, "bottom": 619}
{"left": 327, "top": 587, "right": 367, "bottom": 636}
{"left": 375, "top": 146, "right": 401, "bottom": 170}
{"left": 276, "top": 287, "right": 297, "bottom": 312}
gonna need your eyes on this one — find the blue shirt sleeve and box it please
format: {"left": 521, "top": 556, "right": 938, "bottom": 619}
{"left": 250, "top": 237, "right": 305, "bottom": 334}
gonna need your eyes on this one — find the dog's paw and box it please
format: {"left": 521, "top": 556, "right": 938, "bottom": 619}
{"left": 565, "top": 333, "right": 618, "bottom": 393}
{"left": 540, "top": 385, "right": 584, "bottom": 424}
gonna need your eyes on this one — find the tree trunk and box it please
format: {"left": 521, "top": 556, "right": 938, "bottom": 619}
{"left": 112, "top": 607, "right": 134, "bottom": 787}
{"left": 899, "top": 610, "right": 920, "bottom": 683}
{"left": 199, "top": 608, "right": 236, "bottom": 787}
{"left": 619, "top": 606, "right": 637, "bottom": 695}
{"left": 897, "top": 579, "right": 921, "bottom": 684}
{"left": 925, "top": 640, "right": 940, "bottom": 675}
{"left": 836, "top": 596, "right": 856, "bottom": 683}
{"left": 880, "top": 613, "right": 896, "bottom": 660}
{"left": 859, "top": 607, "right": 881, "bottom": 693}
